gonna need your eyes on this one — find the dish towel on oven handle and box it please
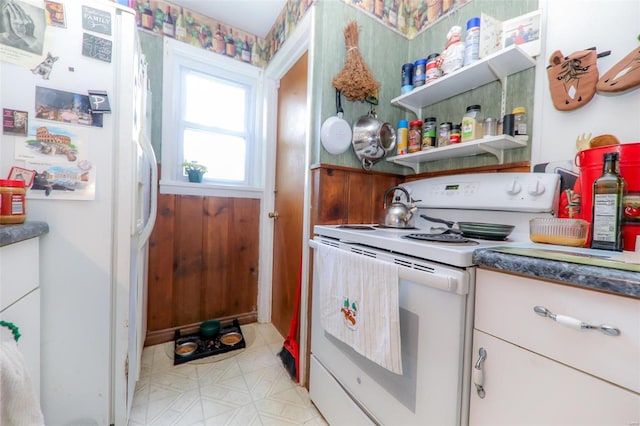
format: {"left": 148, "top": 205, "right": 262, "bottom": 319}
{"left": 315, "top": 243, "right": 403, "bottom": 374}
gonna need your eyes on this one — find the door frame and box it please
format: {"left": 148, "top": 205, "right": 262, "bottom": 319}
{"left": 260, "top": 7, "right": 315, "bottom": 383}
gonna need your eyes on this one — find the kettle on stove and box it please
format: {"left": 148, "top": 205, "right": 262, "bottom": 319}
{"left": 380, "top": 186, "right": 417, "bottom": 228}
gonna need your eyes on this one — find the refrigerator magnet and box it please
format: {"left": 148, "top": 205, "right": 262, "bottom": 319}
{"left": 88, "top": 90, "right": 111, "bottom": 113}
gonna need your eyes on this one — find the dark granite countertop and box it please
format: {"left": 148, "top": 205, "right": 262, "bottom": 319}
{"left": 0, "top": 221, "right": 49, "bottom": 247}
{"left": 473, "top": 245, "right": 640, "bottom": 299}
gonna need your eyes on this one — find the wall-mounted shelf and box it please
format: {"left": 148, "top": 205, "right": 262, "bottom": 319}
{"left": 386, "top": 135, "right": 527, "bottom": 173}
{"left": 390, "top": 45, "right": 536, "bottom": 117}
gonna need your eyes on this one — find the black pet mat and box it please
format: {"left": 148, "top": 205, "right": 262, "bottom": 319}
{"left": 173, "top": 318, "right": 246, "bottom": 365}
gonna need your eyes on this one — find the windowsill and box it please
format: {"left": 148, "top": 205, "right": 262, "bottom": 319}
{"left": 160, "top": 179, "right": 263, "bottom": 199}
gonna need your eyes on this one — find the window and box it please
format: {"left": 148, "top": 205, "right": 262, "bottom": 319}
{"left": 161, "top": 38, "right": 264, "bottom": 197}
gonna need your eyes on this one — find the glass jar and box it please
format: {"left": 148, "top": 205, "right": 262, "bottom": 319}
{"left": 0, "top": 179, "right": 26, "bottom": 224}
{"left": 438, "top": 122, "right": 452, "bottom": 147}
{"left": 483, "top": 117, "right": 497, "bottom": 137}
{"left": 512, "top": 106, "right": 527, "bottom": 138}
{"left": 408, "top": 120, "right": 423, "bottom": 153}
{"left": 425, "top": 53, "right": 441, "bottom": 83}
{"left": 449, "top": 124, "right": 461, "bottom": 144}
{"left": 421, "top": 117, "right": 437, "bottom": 150}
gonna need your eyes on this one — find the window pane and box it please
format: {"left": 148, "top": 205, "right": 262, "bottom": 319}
{"left": 184, "top": 71, "right": 246, "bottom": 132}
{"left": 183, "top": 128, "right": 246, "bottom": 182}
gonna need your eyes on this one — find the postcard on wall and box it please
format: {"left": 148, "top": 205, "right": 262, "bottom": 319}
{"left": 14, "top": 123, "right": 96, "bottom": 200}
{"left": 35, "top": 86, "right": 103, "bottom": 127}
{"left": 501, "top": 10, "right": 541, "bottom": 57}
{"left": 44, "top": 1, "right": 66, "bottom": 28}
{"left": 0, "top": 0, "right": 47, "bottom": 66}
{"left": 3, "top": 108, "right": 28, "bottom": 136}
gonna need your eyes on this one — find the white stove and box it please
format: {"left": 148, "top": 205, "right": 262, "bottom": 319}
{"left": 309, "top": 172, "right": 560, "bottom": 426}
{"left": 314, "top": 172, "right": 560, "bottom": 268}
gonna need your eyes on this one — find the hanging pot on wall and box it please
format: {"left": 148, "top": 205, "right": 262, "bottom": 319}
{"left": 351, "top": 106, "right": 396, "bottom": 171}
{"left": 320, "top": 89, "right": 352, "bottom": 155}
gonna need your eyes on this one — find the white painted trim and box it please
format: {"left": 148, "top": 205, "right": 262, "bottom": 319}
{"left": 259, "top": 7, "right": 315, "bottom": 386}
{"left": 160, "top": 37, "right": 265, "bottom": 191}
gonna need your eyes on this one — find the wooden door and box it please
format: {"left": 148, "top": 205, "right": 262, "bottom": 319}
{"left": 271, "top": 52, "right": 308, "bottom": 338}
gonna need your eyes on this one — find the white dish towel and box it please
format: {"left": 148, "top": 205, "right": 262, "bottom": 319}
{"left": 0, "top": 340, "right": 44, "bottom": 426}
{"left": 314, "top": 243, "right": 403, "bottom": 374}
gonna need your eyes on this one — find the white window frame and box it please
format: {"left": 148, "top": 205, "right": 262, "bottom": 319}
{"left": 160, "top": 37, "right": 265, "bottom": 198}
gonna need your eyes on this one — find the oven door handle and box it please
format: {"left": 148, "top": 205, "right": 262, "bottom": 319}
{"left": 400, "top": 267, "right": 464, "bottom": 294}
{"left": 309, "top": 239, "right": 467, "bottom": 295}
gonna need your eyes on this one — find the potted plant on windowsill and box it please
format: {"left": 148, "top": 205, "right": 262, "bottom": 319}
{"left": 183, "top": 161, "right": 208, "bottom": 183}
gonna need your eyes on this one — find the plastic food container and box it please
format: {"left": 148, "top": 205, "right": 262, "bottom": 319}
{"left": 529, "top": 218, "right": 590, "bottom": 247}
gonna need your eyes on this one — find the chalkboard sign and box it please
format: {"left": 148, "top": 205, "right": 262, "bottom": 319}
{"left": 82, "top": 33, "right": 112, "bottom": 63}
{"left": 82, "top": 6, "right": 111, "bottom": 35}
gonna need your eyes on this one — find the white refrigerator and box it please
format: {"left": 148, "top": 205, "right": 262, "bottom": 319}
{"left": 0, "top": 0, "right": 157, "bottom": 424}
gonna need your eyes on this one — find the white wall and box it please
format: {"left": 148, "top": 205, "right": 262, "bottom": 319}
{"left": 532, "top": 0, "right": 640, "bottom": 169}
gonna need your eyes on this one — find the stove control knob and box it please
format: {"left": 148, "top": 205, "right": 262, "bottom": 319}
{"left": 527, "top": 180, "right": 546, "bottom": 196}
{"left": 505, "top": 179, "right": 521, "bottom": 195}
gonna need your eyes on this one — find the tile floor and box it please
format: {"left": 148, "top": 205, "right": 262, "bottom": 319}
{"left": 128, "top": 322, "right": 328, "bottom": 426}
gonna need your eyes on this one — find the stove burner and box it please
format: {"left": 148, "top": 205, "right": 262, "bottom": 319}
{"left": 403, "top": 233, "right": 480, "bottom": 244}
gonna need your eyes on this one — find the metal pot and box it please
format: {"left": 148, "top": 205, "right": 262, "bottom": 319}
{"left": 352, "top": 108, "right": 396, "bottom": 171}
{"left": 380, "top": 186, "right": 417, "bottom": 228}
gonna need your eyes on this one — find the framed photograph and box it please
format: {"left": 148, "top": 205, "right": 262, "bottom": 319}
{"left": 44, "top": 1, "right": 66, "bottom": 28}
{"left": 8, "top": 166, "right": 36, "bottom": 187}
{"left": 501, "top": 10, "right": 542, "bottom": 57}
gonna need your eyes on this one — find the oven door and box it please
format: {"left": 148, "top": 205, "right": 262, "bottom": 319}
{"left": 309, "top": 238, "right": 473, "bottom": 426}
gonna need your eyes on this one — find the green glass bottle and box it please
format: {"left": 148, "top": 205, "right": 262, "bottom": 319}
{"left": 590, "top": 152, "right": 625, "bottom": 251}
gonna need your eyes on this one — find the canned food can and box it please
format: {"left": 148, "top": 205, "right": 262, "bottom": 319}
{"left": 401, "top": 63, "right": 414, "bottom": 86}
{"left": 425, "top": 53, "right": 441, "bottom": 83}
{"left": 413, "top": 58, "right": 427, "bottom": 87}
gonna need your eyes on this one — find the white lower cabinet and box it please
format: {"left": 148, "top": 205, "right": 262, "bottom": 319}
{"left": 469, "top": 269, "right": 640, "bottom": 425}
{"left": 470, "top": 330, "right": 639, "bottom": 425}
{"left": 0, "top": 237, "right": 41, "bottom": 400}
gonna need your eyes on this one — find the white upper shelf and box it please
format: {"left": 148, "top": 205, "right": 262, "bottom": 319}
{"left": 390, "top": 45, "right": 536, "bottom": 115}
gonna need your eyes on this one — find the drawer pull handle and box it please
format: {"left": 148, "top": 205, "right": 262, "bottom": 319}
{"left": 533, "top": 306, "right": 621, "bottom": 336}
{"left": 473, "top": 347, "right": 487, "bottom": 398}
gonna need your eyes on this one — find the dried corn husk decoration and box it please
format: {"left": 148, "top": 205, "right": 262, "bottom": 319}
{"left": 332, "top": 21, "right": 380, "bottom": 102}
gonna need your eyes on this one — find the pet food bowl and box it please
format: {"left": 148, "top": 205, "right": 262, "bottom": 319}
{"left": 175, "top": 341, "right": 197, "bottom": 357}
{"left": 199, "top": 320, "right": 220, "bottom": 338}
{"left": 220, "top": 332, "right": 242, "bottom": 346}
{"left": 529, "top": 218, "right": 589, "bottom": 247}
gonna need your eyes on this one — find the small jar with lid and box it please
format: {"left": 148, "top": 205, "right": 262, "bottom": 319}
{"left": 413, "top": 59, "right": 427, "bottom": 87}
{"left": 425, "top": 53, "right": 441, "bottom": 83}
{"left": 408, "top": 120, "right": 423, "bottom": 153}
{"left": 449, "top": 124, "right": 461, "bottom": 144}
{"left": 421, "top": 117, "right": 437, "bottom": 150}
{"left": 438, "top": 122, "right": 452, "bottom": 147}
{"left": 0, "top": 179, "right": 26, "bottom": 224}
{"left": 512, "top": 106, "right": 527, "bottom": 139}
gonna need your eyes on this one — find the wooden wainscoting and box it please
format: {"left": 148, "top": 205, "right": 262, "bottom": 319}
{"left": 145, "top": 193, "right": 260, "bottom": 346}
{"left": 310, "top": 164, "right": 403, "bottom": 226}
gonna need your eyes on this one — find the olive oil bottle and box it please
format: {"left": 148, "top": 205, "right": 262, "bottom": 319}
{"left": 590, "top": 152, "right": 625, "bottom": 250}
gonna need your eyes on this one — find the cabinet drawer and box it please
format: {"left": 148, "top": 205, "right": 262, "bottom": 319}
{"left": 470, "top": 330, "right": 640, "bottom": 425}
{"left": 0, "top": 238, "right": 40, "bottom": 311}
{"left": 475, "top": 269, "right": 640, "bottom": 393}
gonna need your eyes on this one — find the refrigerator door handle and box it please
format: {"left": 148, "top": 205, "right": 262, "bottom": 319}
{"left": 138, "top": 131, "right": 157, "bottom": 249}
